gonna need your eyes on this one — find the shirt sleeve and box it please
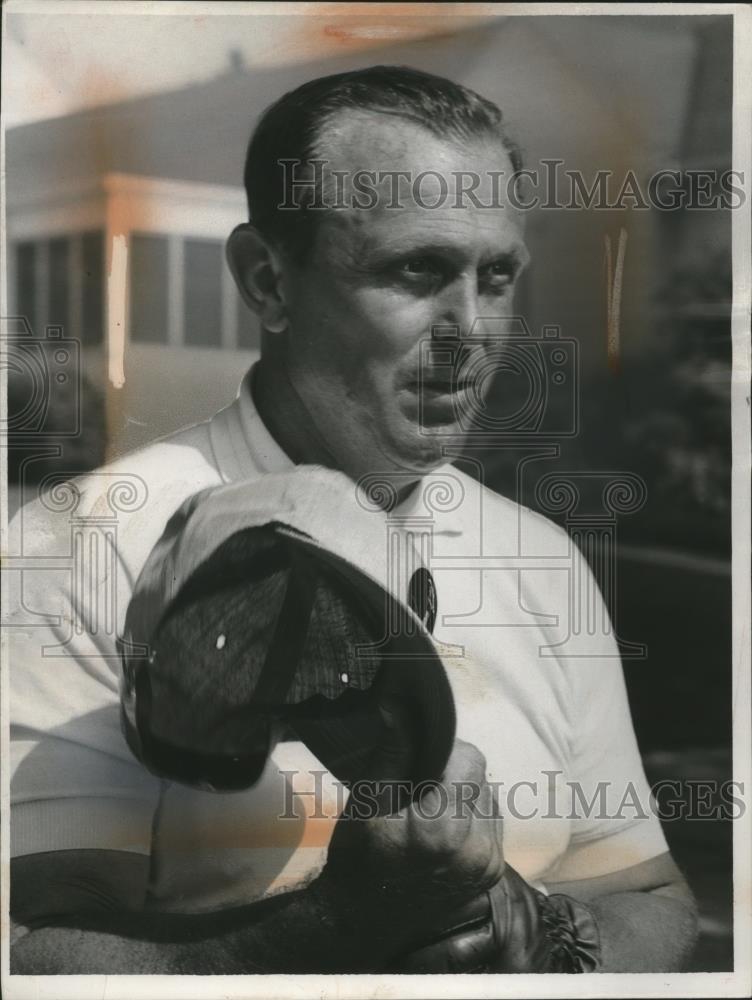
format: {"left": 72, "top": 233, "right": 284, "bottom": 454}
{"left": 8, "top": 486, "right": 162, "bottom": 859}
{"left": 546, "top": 542, "right": 669, "bottom": 882}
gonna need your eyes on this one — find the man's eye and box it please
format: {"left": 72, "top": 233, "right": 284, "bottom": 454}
{"left": 481, "top": 262, "right": 515, "bottom": 292}
{"left": 402, "top": 258, "right": 438, "bottom": 276}
{"left": 487, "top": 262, "right": 514, "bottom": 279}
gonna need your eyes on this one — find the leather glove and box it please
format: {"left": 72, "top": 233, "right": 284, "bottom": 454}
{"left": 388, "top": 865, "right": 601, "bottom": 973}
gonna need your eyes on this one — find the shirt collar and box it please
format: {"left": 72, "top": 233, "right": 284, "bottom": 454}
{"left": 209, "top": 364, "right": 293, "bottom": 482}
{"left": 237, "top": 364, "right": 294, "bottom": 474}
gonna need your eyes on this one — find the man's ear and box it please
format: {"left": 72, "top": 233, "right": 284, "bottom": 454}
{"left": 226, "top": 224, "right": 288, "bottom": 334}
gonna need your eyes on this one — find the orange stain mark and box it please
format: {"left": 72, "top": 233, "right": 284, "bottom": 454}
{"left": 144, "top": 814, "right": 337, "bottom": 852}
{"left": 314, "top": 2, "right": 496, "bottom": 16}
{"left": 312, "top": 2, "right": 499, "bottom": 51}
{"left": 323, "top": 22, "right": 456, "bottom": 46}
{"left": 107, "top": 234, "right": 127, "bottom": 389}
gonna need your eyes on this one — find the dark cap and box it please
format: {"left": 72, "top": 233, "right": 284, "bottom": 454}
{"left": 119, "top": 466, "right": 455, "bottom": 793}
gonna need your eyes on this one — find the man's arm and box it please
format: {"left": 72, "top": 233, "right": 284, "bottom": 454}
{"left": 545, "top": 851, "right": 698, "bottom": 972}
{"left": 542, "top": 541, "right": 698, "bottom": 970}
{"left": 10, "top": 851, "right": 407, "bottom": 975}
{"left": 11, "top": 741, "right": 504, "bottom": 975}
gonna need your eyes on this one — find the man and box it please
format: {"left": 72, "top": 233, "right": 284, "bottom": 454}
{"left": 9, "top": 65, "right": 698, "bottom": 973}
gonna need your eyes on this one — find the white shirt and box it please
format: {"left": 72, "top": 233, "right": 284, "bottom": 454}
{"left": 9, "top": 367, "right": 667, "bottom": 912}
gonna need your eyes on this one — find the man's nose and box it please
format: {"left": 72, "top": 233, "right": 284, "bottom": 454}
{"left": 433, "top": 275, "right": 481, "bottom": 341}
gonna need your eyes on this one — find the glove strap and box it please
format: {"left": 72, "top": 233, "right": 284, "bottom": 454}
{"left": 488, "top": 865, "right": 601, "bottom": 973}
{"left": 389, "top": 865, "right": 601, "bottom": 973}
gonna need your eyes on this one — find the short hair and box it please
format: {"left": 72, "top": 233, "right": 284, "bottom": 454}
{"left": 243, "top": 65, "right": 522, "bottom": 263}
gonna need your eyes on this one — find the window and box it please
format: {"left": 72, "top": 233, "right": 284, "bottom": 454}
{"left": 130, "top": 233, "right": 169, "bottom": 343}
{"left": 14, "top": 233, "right": 105, "bottom": 345}
{"left": 48, "top": 237, "right": 70, "bottom": 332}
{"left": 16, "top": 242, "right": 37, "bottom": 334}
{"left": 13, "top": 229, "right": 260, "bottom": 353}
{"left": 81, "top": 231, "right": 104, "bottom": 346}
{"left": 184, "top": 238, "right": 223, "bottom": 347}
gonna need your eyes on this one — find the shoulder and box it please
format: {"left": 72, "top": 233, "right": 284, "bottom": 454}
{"left": 9, "top": 420, "right": 224, "bottom": 562}
{"left": 89, "top": 419, "right": 223, "bottom": 506}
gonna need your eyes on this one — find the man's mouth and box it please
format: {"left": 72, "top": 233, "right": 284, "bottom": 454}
{"left": 406, "top": 373, "right": 474, "bottom": 398}
{"left": 400, "top": 372, "right": 477, "bottom": 427}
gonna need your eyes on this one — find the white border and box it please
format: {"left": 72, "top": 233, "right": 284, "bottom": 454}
{"left": 1, "top": 1, "right": 749, "bottom": 17}
{"left": 730, "top": 1, "right": 752, "bottom": 995}
{"left": 2, "top": 3, "right": 750, "bottom": 999}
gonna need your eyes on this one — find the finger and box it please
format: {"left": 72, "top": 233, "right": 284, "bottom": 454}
{"left": 443, "top": 739, "right": 487, "bottom": 786}
{"left": 368, "top": 666, "right": 418, "bottom": 784}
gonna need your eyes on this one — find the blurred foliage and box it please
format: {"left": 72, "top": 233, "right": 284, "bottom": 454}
{"left": 6, "top": 362, "right": 107, "bottom": 485}
{"left": 475, "top": 244, "right": 732, "bottom": 557}
{"left": 617, "top": 246, "right": 732, "bottom": 553}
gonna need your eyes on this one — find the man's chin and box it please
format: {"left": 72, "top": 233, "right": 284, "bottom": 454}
{"left": 327, "top": 413, "right": 466, "bottom": 486}
{"left": 384, "top": 423, "right": 467, "bottom": 476}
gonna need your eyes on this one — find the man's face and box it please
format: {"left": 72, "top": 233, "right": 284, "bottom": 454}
{"left": 277, "top": 113, "right": 529, "bottom": 481}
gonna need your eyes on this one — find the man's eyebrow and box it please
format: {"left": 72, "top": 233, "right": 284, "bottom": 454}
{"left": 364, "top": 240, "right": 531, "bottom": 268}
{"left": 483, "top": 245, "right": 531, "bottom": 271}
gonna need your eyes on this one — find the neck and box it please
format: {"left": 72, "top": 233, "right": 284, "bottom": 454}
{"left": 251, "top": 352, "right": 423, "bottom": 510}
{"left": 251, "top": 356, "right": 340, "bottom": 471}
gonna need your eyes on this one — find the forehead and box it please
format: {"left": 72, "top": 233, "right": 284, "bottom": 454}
{"left": 320, "top": 110, "right": 509, "bottom": 185}
{"left": 314, "top": 111, "right": 525, "bottom": 259}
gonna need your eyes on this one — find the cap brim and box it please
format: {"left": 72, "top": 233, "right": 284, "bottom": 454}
{"left": 275, "top": 527, "right": 456, "bottom": 788}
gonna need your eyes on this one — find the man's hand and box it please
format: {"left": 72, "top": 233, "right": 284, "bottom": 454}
{"left": 10, "top": 739, "right": 505, "bottom": 975}
{"left": 319, "top": 738, "right": 505, "bottom": 952}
